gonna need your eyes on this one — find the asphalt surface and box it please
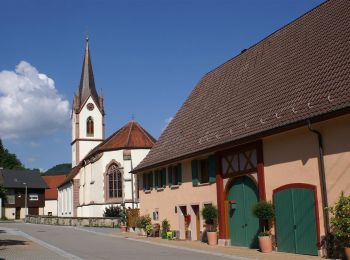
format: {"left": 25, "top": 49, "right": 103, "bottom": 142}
{"left": 0, "top": 223, "right": 243, "bottom": 260}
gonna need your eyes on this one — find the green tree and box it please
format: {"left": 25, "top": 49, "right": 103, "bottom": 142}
{"left": 0, "top": 185, "right": 6, "bottom": 199}
{"left": 45, "top": 163, "right": 72, "bottom": 175}
{"left": 0, "top": 139, "right": 25, "bottom": 170}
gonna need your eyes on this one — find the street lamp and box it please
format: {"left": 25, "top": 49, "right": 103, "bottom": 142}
{"left": 23, "top": 182, "right": 27, "bottom": 216}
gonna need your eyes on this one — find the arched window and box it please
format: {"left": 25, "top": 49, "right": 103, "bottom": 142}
{"left": 86, "top": 117, "right": 94, "bottom": 136}
{"left": 107, "top": 164, "right": 122, "bottom": 198}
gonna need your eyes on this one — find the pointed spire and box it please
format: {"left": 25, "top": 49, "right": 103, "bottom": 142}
{"left": 77, "top": 36, "right": 101, "bottom": 111}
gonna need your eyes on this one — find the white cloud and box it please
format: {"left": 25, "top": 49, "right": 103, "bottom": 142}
{"left": 162, "top": 116, "right": 173, "bottom": 132}
{"left": 0, "top": 61, "right": 70, "bottom": 140}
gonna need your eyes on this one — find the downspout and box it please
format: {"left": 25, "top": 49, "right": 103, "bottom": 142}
{"left": 307, "top": 120, "right": 330, "bottom": 235}
{"left": 130, "top": 156, "right": 135, "bottom": 209}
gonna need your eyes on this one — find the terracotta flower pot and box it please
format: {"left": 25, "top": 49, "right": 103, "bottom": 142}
{"left": 120, "top": 225, "right": 127, "bottom": 233}
{"left": 258, "top": 236, "right": 272, "bottom": 253}
{"left": 345, "top": 247, "right": 350, "bottom": 260}
{"left": 207, "top": 231, "right": 218, "bottom": 246}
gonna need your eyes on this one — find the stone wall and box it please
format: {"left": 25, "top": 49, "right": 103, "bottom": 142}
{"left": 25, "top": 215, "right": 120, "bottom": 228}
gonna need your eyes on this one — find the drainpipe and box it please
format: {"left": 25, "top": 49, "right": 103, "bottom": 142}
{"left": 307, "top": 120, "right": 330, "bottom": 235}
{"left": 130, "top": 156, "right": 135, "bottom": 209}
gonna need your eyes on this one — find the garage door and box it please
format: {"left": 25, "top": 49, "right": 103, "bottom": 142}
{"left": 228, "top": 176, "right": 259, "bottom": 248}
{"left": 274, "top": 187, "right": 318, "bottom": 256}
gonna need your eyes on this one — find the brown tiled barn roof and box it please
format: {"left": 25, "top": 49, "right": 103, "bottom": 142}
{"left": 133, "top": 0, "right": 350, "bottom": 173}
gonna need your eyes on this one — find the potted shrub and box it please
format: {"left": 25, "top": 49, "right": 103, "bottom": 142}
{"left": 252, "top": 201, "right": 275, "bottom": 253}
{"left": 202, "top": 204, "right": 218, "bottom": 245}
{"left": 119, "top": 204, "right": 127, "bottom": 232}
{"left": 161, "top": 219, "right": 171, "bottom": 239}
{"left": 135, "top": 215, "right": 151, "bottom": 236}
{"left": 329, "top": 192, "right": 350, "bottom": 259}
{"left": 145, "top": 223, "right": 154, "bottom": 237}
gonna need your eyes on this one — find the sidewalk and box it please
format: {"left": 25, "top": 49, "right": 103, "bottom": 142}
{"left": 116, "top": 231, "right": 319, "bottom": 260}
{"left": 0, "top": 227, "right": 68, "bottom": 260}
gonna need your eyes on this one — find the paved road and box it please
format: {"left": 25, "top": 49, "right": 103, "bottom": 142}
{"left": 0, "top": 223, "right": 244, "bottom": 260}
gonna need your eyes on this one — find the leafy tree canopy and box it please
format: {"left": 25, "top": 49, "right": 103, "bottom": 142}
{"left": 0, "top": 139, "right": 25, "bottom": 170}
{"left": 44, "top": 163, "right": 72, "bottom": 175}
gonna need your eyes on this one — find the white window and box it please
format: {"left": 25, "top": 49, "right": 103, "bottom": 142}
{"left": 29, "top": 193, "right": 39, "bottom": 201}
{"left": 6, "top": 190, "right": 15, "bottom": 204}
{"left": 153, "top": 209, "right": 159, "bottom": 221}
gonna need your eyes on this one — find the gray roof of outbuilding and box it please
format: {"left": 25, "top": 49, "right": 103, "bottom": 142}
{"left": 0, "top": 169, "right": 48, "bottom": 189}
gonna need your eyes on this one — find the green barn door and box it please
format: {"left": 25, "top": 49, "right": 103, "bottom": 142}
{"left": 228, "top": 176, "right": 259, "bottom": 248}
{"left": 274, "top": 188, "right": 318, "bottom": 256}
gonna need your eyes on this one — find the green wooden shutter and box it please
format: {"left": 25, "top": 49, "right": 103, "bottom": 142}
{"left": 177, "top": 164, "right": 182, "bottom": 185}
{"left": 161, "top": 168, "right": 166, "bottom": 188}
{"left": 142, "top": 173, "right": 146, "bottom": 191}
{"left": 208, "top": 155, "right": 216, "bottom": 184}
{"left": 174, "top": 166, "right": 178, "bottom": 185}
{"left": 155, "top": 170, "right": 159, "bottom": 189}
{"left": 148, "top": 172, "right": 153, "bottom": 190}
{"left": 191, "top": 160, "right": 199, "bottom": 186}
{"left": 168, "top": 167, "right": 173, "bottom": 187}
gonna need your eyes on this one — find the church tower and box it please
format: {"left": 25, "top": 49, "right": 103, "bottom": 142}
{"left": 71, "top": 38, "right": 105, "bottom": 167}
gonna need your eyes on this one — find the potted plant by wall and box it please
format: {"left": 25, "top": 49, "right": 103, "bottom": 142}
{"left": 202, "top": 204, "right": 218, "bottom": 245}
{"left": 145, "top": 223, "right": 154, "bottom": 237}
{"left": 329, "top": 192, "right": 350, "bottom": 260}
{"left": 119, "top": 204, "right": 127, "bottom": 233}
{"left": 252, "top": 201, "right": 275, "bottom": 253}
{"left": 161, "top": 219, "right": 171, "bottom": 239}
{"left": 135, "top": 215, "right": 151, "bottom": 236}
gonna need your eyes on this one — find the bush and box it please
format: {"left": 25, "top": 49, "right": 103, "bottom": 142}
{"left": 252, "top": 201, "right": 275, "bottom": 236}
{"left": 119, "top": 204, "right": 127, "bottom": 226}
{"left": 161, "top": 219, "right": 171, "bottom": 239}
{"left": 135, "top": 215, "right": 151, "bottom": 229}
{"left": 202, "top": 204, "right": 218, "bottom": 231}
{"left": 329, "top": 192, "right": 350, "bottom": 247}
{"left": 103, "top": 205, "right": 122, "bottom": 218}
{"left": 145, "top": 224, "right": 153, "bottom": 236}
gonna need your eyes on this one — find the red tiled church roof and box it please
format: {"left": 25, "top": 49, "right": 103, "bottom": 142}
{"left": 133, "top": 0, "right": 350, "bottom": 173}
{"left": 58, "top": 121, "right": 155, "bottom": 188}
{"left": 42, "top": 175, "right": 66, "bottom": 200}
{"left": 94, "top": 120, "right": 156, "bottom": 153}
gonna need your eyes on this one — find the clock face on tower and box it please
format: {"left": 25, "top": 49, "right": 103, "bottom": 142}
{"left": 87, "top": 103, "right": 94, "bottom": 111}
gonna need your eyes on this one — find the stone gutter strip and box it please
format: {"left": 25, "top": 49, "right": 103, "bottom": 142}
{"left": 125, "top": 237, "right": 256, "bottom": 260}
{"left": 71, "top": 226, "right": 255, "bottom": 260}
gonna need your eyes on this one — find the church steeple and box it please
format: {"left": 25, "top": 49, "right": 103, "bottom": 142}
{"left": 71, "top": 37, "right": 105, "bottom": 167}
{"left": 74, "top": 37, "right": 103, "bottom": 113}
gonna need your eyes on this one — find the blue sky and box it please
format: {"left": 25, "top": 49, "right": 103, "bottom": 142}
{"left": 0, "top": 0, "right": 324, "bottom": 170}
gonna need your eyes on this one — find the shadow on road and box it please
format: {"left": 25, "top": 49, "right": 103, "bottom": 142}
{"left": 0, "top": 239, "right": 27, "bottom": 249}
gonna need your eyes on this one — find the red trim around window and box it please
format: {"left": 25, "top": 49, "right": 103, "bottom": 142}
{"left": 273, "top": 183, "right": 321, "bottom": 249}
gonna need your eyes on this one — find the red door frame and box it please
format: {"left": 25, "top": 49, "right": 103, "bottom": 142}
{"left": 273, "top": 183, "right": 321, "bottom": 249}
{"left": 215, "top": 140, "right": 266, "bottom": 240}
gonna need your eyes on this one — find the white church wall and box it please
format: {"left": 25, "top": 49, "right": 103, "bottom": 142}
{"left": 44, "top": 200, "right": 58, "bottom": 216}
{"left": 72, "top": 143, "right": 77, "bottom": 167}
{"left": 131, "top": 149, "right": 151, "bottom": 166}
{"left": 58, "top": 183, "right": 73, "bottom": 217}
{"left": 89, "top": 156, "right": 104, "bottom": 204}
{"left": 75, "top": 148, "right": 151, "bottom": 217}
